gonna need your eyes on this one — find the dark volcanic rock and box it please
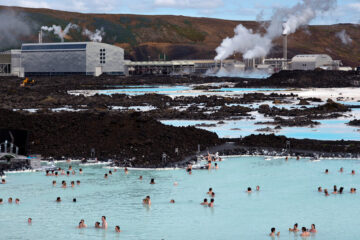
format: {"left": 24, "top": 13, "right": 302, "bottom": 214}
{"left": 348, "top": 119, "right": 360, "bottom": 126}
{"left": 0, "top": 109, "right": 220, "bottom": 167}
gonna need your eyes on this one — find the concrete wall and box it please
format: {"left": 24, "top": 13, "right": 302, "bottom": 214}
{"left": 86, "top": 42, "right": 125, "bottom": 75}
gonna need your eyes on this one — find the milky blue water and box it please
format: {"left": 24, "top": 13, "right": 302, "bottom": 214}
{"left": 161, "top": 109, "right": 360, "bottom": 140}
{"left": 1, "top": 157, "right": 360, "bottom": 239}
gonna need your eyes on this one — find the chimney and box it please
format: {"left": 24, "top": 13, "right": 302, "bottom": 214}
{"left": 38, "top": 30, "right": 43, "bottom": 44}
{"left": 283, "top": 34, "right": 287, "bottom": 60}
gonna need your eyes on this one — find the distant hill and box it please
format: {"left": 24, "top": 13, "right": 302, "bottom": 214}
{"left": 1, "top": 5, "right": 359, "bottom": 66}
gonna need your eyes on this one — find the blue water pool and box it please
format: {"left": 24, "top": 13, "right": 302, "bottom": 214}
{"left": 1, "top": 157, "right": 360, "bottom": 239}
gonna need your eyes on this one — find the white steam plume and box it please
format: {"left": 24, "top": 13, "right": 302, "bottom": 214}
{"left": 41, "top": 23, "right": 78, "bottom": 42}
{"left": 215, "top": 0, "right": 336, "bottom": 60}
{"left": 336, "top": 30, "right": 352, "bottom": 45}
{"left": 0, "top": 10, "right": 31, "bottom": 49}
{"left": 82, "top": 28, "right": 105, "bottom": 42}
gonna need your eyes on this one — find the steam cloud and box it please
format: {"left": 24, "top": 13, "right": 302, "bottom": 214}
{"left": 336, "top": 30, "right": 352, "bottom": 45}
{"left": 0, "top": 10, "right": 31, "bottom": 49}
{"left": 215, "top": 0, "right": 336, "bottom": 60}
{"left": 82, "top": 28, "right": 105, "bottom": 42}
{"left": 41, "top": 23, "right": 78, "bottom": 42}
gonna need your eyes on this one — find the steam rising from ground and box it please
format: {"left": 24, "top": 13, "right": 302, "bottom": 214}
{"left": 82, "top": 28, "right": 105, "bottom": 42}
{"left": 215, "top": 0, "right": 336, "bottom": 60}
{"left": 0, "top": 10, "right": 31, "bottom": 49}
{"left": 336, "top": 30, "right": 352, "bottom": 45}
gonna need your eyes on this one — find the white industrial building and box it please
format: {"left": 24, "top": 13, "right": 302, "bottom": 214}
{"left": 290, "top": 54, "right": 337, "bottom": 70}
{"left": 0, "top": 42, "right": 126, "bottom": 77}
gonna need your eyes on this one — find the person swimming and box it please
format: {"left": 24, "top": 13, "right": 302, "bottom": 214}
{"left": 289, "top": 223, "right": 299, "bottom": 232}
{"left": 1, "top": 178, "right": 6, "bottom": 184}
{"left": 101, "top": 216, "right": 108, "bottom": 229}
{"left": 78, "top": 219, "right": 87, "bottom": 228}
{"left": 256, "top": 185, "right": 260, "bottom": 191}
{"left": 115, "top": 225, "right": 121, "bottom": 233}
{"left": 72, "top": 170, "right": 76, "bottom": 175}
{"left": 201, "top": 198, "right": 208, "bottom": 205}
{"left": 46, "top": 170, "right": 50, "bottom": 176}
{"left": 52, "top": 180, "right": 56, "bottom": 186}
{"left": 247, "top": 187, "right": 252, "bottom": 193}
{"left": 15, "top": 198, "right": 20, "bottom": 204}
{"left": 62, "top": 181, "right": 67, "bottom": 188}
{"left": 300, "top": 227, "right": 310, "bottom": 237}
{"left": 339, "top": 167, "right": 344, "bottom": 173}
{"left": 318, "top": 187, "right": 322, "bottom": 192}
{"left": 76, "top": 180, "right": 80, "bottom": 185}
{"left": 94, "top": 222, "right": 101, "bottom": 228}
{"left": 109, "top": 170, "right": 112, "bottom": 175}
{"left": 55, "top": 172, "right": 58, "bottom": 177}
{"left": 143, "top": 196, "right": 151, "bottom": 205}
{"left": 309, "top": 224, "right": 317, "bottom": 233}
{"left": 66, "top": 171, "right": 70, "bottom": 176}
{"left": 150, "top": 178, "right": 155, "bottom": 184}
{"left": 214, "top": 163, "right": 219, "bottom": 169}
{"left": 124, "top": 167, "right": 128, "bottom": 174}
{"left": 104, "top": 173, "right": 108, "bottom": 179}
{"left": 296, "top": 156, "right": 300, "bottom": 160}
{"left": 332, "top": 185, "right": 337, "bottom": 194}
{"left": 207, "top": 160, "right": 212, "bottom": 170}
{"left": 324, "top": 189, "right": 329, "bottom": 196}
{"left": 325, "top": 169, "right": 329, "bottom": 174}
{"left": 79, "top": 168, "right": 83, "bottom": 174}
{"left": 8, "top": 197, "right": 12, "bottom": 203}
{"left": 56, "top": 197, "right": 61, "bottom": 202}
{"left": 170, "top": 199, "right": 175, "bottom": 203}
{"left": 211, "top": 192, "right": 215, "bottom": 198}
{"left": 269, "top": 227, "right": 280, "bottom": 237}
{"left": 208, "top": 198, "right": 214, "bottom": 207}
{"left": 0, "top": 198, "right": 3, "bottom": 204}
{"left": 207, "top": 188, "right": 213, "bottom": 195}
{"left": 339, "top": 187, "right": 344, "bottom": 194}
{"left": 139, "top": 175, "right": 143, "bottom": 180}
{"left": 28, "top": 218, "right": 32, "bottom": 225}
{"left": 73, "top": 198, "right": 77, "bottom": 202}
{"left": 351, "top": 170, "right": 355, "bottom": 175}
{"left": 71, "top": 181, "right": 75, "bottom": 188}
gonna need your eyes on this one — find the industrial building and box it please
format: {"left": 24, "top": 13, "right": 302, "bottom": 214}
{"left": 0, "top": 42, "right": 125, "bottom": 77}
{"left": 290, "top": 54, "right": 339, "bottom": 70}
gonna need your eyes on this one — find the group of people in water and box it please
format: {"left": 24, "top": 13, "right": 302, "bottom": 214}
{"left": 318, "top": 185, "right": 356, "bottom": 196}
{"left": 270, "top": 223, "right": 317, "bottom": 237}
{"left": 0, "top": 197, "right": 20, "bottom": 204}
{"left": 324, "top": 167, "right": 356, "bottom": 175}
{"left": 76, "top": 216, "right": 121, "bottom": 233}
{"left": 45, "top": 167, "right": 83, "bottom": 177}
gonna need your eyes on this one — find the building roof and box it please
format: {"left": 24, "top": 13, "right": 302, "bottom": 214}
{"left": 21, "top": 42, "right": 123, "bottom": 51}
{"left": 291, "top": 54, "right": 332, "bottom": 62}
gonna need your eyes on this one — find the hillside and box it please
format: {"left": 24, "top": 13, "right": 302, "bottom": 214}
{"left": 1, "top": 5, "right": 359, "bottom": 66}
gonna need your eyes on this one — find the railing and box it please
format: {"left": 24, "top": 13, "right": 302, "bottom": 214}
{"left": 0, "top": 140, "right": 19, "bottom": 155}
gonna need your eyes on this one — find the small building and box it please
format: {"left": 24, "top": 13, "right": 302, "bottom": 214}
{"left": 291, "top": 54, "right": 334, "bottom": 70}
{"left": 21, "top": 42, "right": 125, "bottom": 76}
{"left": 0, "top": 50, "right": 22, "bottom": 77}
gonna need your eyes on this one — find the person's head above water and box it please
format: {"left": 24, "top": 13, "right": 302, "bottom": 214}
{"left": 150, "top": 178, "right": 155, "bottom": 184}
{"left": 56, "top": 197, "right": 61, "bottom": 202}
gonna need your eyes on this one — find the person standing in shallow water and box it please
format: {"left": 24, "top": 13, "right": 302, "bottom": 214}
{"left": 101, "top": 216, "right": 108, "bottom": 229}
{"left": 269, "top": 227, "right": 280, "bottom": 237}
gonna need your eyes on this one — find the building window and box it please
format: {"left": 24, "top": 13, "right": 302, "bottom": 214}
{"left": 100, "top": 48, "right": 106, "bottom": 64}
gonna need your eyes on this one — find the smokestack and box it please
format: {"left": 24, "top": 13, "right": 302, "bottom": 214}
{"left": 38, "top": 30, "right": 43, "bottom": 43}
{"left": 282, "top": 33, "right": 287, "bottom": 60}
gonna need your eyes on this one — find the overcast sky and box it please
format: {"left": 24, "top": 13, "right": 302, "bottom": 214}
{"left": 0, "top": 0, "right": 359, "bottom": 24}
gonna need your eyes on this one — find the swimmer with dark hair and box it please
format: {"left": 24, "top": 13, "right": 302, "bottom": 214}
{"left": 324, "top": 189, "right": 329, "bottom": 196}
{"left": 269, "top": 227, "right": 280, "bottom": 237}
{"left": 289, "top": 223, "right": 299, "bottom": 232}
{"left": 0, "top": 198, "right": 3, "bottom": 204}
{"left": 101, "top": 216, "right": 108, "bottom": 229}
{"left": 66, "top": 171, "right": 70, "bottom": 176}
{"left": 56, "top": 197, "right": 61, "bottom": 202}
{"left": 62, "top": 181, "right": 67, "bottom": 188}
{"left": 139, "top": 176, "right": 143, "bottom": 180}
{"left": 208, "top": 198, "right": 214, "bottom": 207}
{"left": 214, "top": 163, "right": 219, "bottom": 169}
{"left": 1, "top": 179, "right": 5, "bottom": 184}
{"left": 339, "top": 187, "right": 344, "bottom": 194}
{"left": 109, "top": 170, "right": 112, "bottom": 175}
{"left": 143, "top": 196, "right": 151, "bottom": 205}
{"left": 79, "top": 168, "right": 83, "bottom": 174}
{"left": 15, "top": 198, "right": 20, "bottom": 204}
{"left": 351, "top": 170, "right": 356, "bottom": 175}
{"left": 339, "top": 167, "right": 343, "bottom": 173}
{"left": 104, "top": 173, "right": 108, "bottom": 179}
{"left": 247, "top": 187, "right": 252, "bottom": 193}
{"left": 8, "top": 197, "right": 12, "bottom": 203}
{"left": 318, "top": 187, "right": 322, "bottom": 192}
{"left": 150, "top": 178, "right": 155, "bottom": 184}
{"left": 52, "top": 180, "right": 56, "bottom": 186}
{"left": 124, "top": 168, "right": 128, "bottom": 174}
{"left": 332, "top": 185, "right": 337, "bottom": 194}
{"left": 325, "top": 169, "right": 329, "bottom": 174}
{"left": 73, "top": 198, "right": 77, "bottom": 202}
{"left": 170, "top": 199, "right": 175, "bottom": 203}
{"left": 115, "top": 226, "right": 121, "bottom": 232}
{"left": 95, "top": 222, "right": 101, "bottom": 228}
{"left": 211, "top": 192, "right": 215, "bottom": 198}
{"left": 201, "top": 199, "right": 208, "bottom": 205}
{"left": 78, "top": 219, "right": 87, "bottom": 228}
{"left": 76, "top": 180, "right": 80, "bottom": 185}
{"left": 71, "top": 181, "right": 75, "bottom": 188}
{"left": 256, "top": 185, "right": 260, "bottom": 191}
{"left": 300, "top": 227, "right": 310, "bottom": 237}
{"left": 207, "top": 188, "right": 213, "bottom": 195}
{"left": 309, "top": 224, "right": 316, "bottom": 233}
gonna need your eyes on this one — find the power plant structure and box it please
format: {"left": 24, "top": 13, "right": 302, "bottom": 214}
{"left": 0, "top": 30, "right": 351, "bottom": 77}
